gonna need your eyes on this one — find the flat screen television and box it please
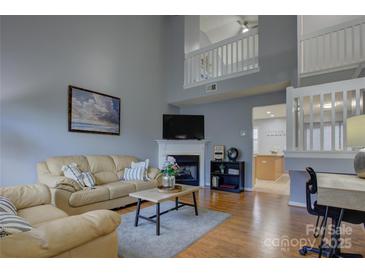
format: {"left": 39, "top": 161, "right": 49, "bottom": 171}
{"left": 163, "top": 114, "right": 204, "bottom": 140}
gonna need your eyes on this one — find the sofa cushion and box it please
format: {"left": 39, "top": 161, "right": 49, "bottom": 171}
{"left": 86, "top": 156, "right": 118, "bottom": 185}
{"left": 128, "top": 180, "right": 156, "bottom": 191}
{"left": 18, "top": 204, "right": 68, "bottom": 226}
{"left": 93, "top": 171, "right": 119, "bottom": 185}
{"left": 86, "top": 155, "right": 116, "bottom": 173}
{"left": 69, "top": 187, "right": 109, "bottom": 207}
{"left": 103, "top": 182, "right": 136, "bottom": 199}
{"left": 0, "top": 184, "right": 51, "bottom": 210}
{"left": 110, "top": 155, "right": 138, "bottom": 172}
{"left": 46, "top": 156, "right": 90, "bottom": 176}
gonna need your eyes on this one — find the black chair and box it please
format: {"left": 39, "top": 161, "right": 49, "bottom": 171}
{"left": 299, "top": 167, "right": 365, "bottom": 258}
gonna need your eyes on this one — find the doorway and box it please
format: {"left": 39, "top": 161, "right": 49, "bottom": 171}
{"left": 252, "top": 104, "right": 290, "bottom": 195}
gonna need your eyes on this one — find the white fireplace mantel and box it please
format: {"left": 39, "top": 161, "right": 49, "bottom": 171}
{"left": 155, "top": 140, "right": 209, "bottom": 187}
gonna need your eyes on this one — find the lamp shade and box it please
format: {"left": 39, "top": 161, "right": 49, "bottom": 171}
{"left": 347, "top": 114, "right": 365, "bottom": 147}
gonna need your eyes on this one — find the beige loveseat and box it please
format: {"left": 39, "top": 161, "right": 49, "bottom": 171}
{"left": 37, "top": 155, "right": 160, "bottom": 215}
{"left": 0, "top": 184, "right": 121, "bottom": 258}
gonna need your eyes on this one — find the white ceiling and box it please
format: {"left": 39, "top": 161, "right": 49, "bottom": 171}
{"left": 200, "top": 15, "right": 258, "bottom": 44}
{"left": 253, "top": 104, "right": 286, "bottom": 120}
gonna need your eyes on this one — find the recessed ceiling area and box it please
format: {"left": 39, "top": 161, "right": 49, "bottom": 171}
{"left": 200, "top": 15, "right": 258, "bottom": 46}
{"left": 253, "top": 104, "right": 286, "bottom": 120}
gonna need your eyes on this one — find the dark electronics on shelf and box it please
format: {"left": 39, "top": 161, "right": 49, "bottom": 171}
{"left": 213, "top": 145, "right": 225, "bottom": 161}
{"left": 227, "top": 147, "right": 239, "bottom": 161}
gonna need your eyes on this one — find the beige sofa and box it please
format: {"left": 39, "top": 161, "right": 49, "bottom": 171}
{"left": 37, "top": 155, "right": 160, "bottom": 215}
{"left": 0, "top": 184, "right": 121, "bottom": 258}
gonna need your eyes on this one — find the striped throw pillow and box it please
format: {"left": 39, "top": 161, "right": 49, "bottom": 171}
{"left": 123, "top": 167, "right": 145, "bottom": 181}
{"left": 0, "top": 212, "right": 32, "bottom": 238}
{"left": 0, "top": 196, "right": 17, "bottom": 215}
{"left": 81, "top": 171, "right": 96, "bottom": 188}
{"left": 131, "top": 159, "right": 150, "bottom": 180}
{"left": 62, "top": 162, "right": 85, "bottom": 188}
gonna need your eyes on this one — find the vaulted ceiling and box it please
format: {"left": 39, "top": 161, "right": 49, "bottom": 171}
{"left": 200, "top": 15, "right": 258, "bottom": 44}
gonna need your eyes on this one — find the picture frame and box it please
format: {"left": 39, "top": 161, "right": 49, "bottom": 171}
{"left": 68, "top": 85, "right": 121, "bottom": 135}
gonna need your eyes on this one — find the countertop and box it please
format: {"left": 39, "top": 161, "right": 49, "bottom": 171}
{"left": 254, "top": 154, "right": 284, "bottom": 157}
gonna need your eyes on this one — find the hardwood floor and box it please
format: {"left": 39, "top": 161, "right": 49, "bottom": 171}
{"left": 116, "top": 188, "right": 365, "bottom": 258}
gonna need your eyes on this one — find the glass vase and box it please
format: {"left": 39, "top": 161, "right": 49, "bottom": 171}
{"left": 162, "top": 175, "right": 176, "bottom": 188}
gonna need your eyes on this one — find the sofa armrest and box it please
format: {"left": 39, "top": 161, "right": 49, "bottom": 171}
{"left": 52, "top": 188, "right": 73, "bottom": 213}
{"left": 147, "top": 167, "right": 160, "bottom": 180}
{"left": 147, "top": 167, "right": 162, "bottom": 186}
{"left": 0, "top": 184, "right": 51, "bottom": 210}
{"left": 0, "top": 210, "right": 121, "bottom": 258}
{"left": 38, "top": 173, "right": 69, "bottom": 189}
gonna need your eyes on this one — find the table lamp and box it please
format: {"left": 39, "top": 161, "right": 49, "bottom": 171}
{"left": 347, "top": 114, "right": 365, "bottom": 178}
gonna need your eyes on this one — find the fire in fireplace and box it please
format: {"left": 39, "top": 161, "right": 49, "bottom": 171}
{"left": 169, "top": 155, "right": 199, "bottom": 186}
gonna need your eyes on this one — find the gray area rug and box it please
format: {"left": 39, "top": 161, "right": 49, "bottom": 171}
{"left": 117, "top": 201, "right": 230, "bottom": 258}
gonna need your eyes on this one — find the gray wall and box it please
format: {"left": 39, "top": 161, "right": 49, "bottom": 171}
{"left": 165, "top": 15, "right": 298, "bottom": 105}
{"left": 0, "top": 16, "right": 176, "bottom": 186}
{"left": 300, "top": 68, "right": 364, "bottom": 87}
{"left": 286, "top": 158, "right": 355, "bottom": 205}
{"left": 179, "top": 90, "right": 286, "bottom": 189}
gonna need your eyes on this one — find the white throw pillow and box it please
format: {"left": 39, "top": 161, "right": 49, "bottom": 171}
{"left": 131, "top": 159, "right": 149, "bottom": 170}
{"left": 131, "top": 159, "right": 149, "bottom": 179}
{"left": 0, "top": 196, "right": 17, "bottom": 215}
{"left": 123, "top": 167, "right": 145, "bottom": 181}
{"left": 81, "top": 172, "right": 96, "bottom": 188}
{"left": 61, "top": 162, "right": 85, "bottom": 188}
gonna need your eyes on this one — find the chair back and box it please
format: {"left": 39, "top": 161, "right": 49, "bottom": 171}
{"left": 305, "top": 167, "right": 318, "bottom": 215}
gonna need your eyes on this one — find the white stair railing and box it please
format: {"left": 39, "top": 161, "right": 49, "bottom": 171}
{"left": 286, "top": 77, "right": 365, "bottom": 157}
{"left": 184, "top": 29, "right": 259, "bottom": 89}
{"left": 299, "top": 17, "right": 365, "bottom": 77}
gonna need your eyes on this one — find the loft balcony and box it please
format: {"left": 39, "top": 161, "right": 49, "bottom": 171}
{"left": 299, "top": 17, "right": 365, "bottom": 78}
{"left": 184, "top": 25, "right": 259, "bottom": 89}
{"left": 184, "top": 29, "right": 259, "bottom": 89}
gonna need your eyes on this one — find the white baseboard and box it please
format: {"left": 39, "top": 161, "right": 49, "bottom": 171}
{"left": 288, "top": 201, "right": 306, "bottom": 207}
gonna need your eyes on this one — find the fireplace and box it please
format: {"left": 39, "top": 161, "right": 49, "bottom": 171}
{"left": 156, "top": 139, "right": 208, "bottom": 187}
{"left": 170, "top": 155, "right": 199, "bottom": 186}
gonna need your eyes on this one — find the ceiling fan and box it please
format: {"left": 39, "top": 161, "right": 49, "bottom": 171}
{"left": 236, "top": 19, "right": 258, "bottom": 34}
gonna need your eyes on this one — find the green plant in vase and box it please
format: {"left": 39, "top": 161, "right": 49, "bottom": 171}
{"left": 160, "top": 156, "right": 180, "bottom": 188}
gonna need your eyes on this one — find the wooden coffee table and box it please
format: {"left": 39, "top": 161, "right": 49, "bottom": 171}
{"left": 129, "top": 184, "right": 200, "bottom": 236}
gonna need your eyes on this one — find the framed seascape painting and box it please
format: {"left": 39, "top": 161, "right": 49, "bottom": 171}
{"left": 68, "top": 85, "right": 121, "bottom": 135}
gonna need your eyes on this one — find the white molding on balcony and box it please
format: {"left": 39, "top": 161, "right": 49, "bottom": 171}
{"left": 183, "top": 67, "right": 260, "bottom": 89}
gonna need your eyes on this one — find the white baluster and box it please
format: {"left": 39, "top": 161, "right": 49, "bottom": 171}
{"left": 336, "top": 30, "right": 341, "bottom": 67}
{"left": 309, "top": 95, "right": 314, "bottom": 151}
{"left": 351, "top": 26, "right": 355, "bottom": 62}
{"left": 356, "top": 89, "right": 361, "bottom": 115}
{"left": 344, "top": 28, "right": 347, "bottom": 65}
{"left": 361, "top": 23, "right": 364, "bottom": 60}
{"left": 343, "top": 90, "right": 348, "bottom": 150}
{"left": 236, "top": 40, "right": 239, "bottom": 73}
{"left": 252, "top": 34, "right": 256, "bottom": 70}
{"left": 331, "top": 92, "right": 336, "bottom": 151}
{"left": 320, "top": 93, "right": 324, "bottom": 151}
{"left": 299, "top": 96, "right": 304, "bottom": 151}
